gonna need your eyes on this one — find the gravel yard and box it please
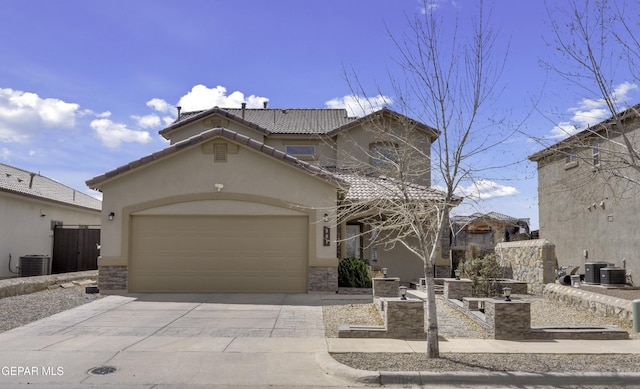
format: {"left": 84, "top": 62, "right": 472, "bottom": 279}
{"left": 0, "top": 286, "right": 102, "bottom": 333}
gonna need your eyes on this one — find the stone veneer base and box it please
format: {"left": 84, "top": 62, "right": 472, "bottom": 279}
{"left": 308, "top": 266, "right": 338, "bottom": 292}
{"left": 98, "top": 265, "right": 128, "bottom": 291}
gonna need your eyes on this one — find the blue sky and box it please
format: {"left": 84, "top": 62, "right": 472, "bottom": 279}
{"left": 1, "top": 0, "right": 639, "bottom": 230}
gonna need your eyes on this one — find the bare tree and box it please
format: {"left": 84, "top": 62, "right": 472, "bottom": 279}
{"left": 336, "top": 0, "right": 509, "bottom": 358}
{"left": 539, "top": 0, "right": 640, "bottom": 189}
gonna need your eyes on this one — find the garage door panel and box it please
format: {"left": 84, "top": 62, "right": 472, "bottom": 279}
{"left": 129, "top": 215, "right": 308, "bottom": 293}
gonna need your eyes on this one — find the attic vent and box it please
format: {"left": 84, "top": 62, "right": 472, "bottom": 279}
{"left": 214, "top": 143, "right": 227, "bottom": 162}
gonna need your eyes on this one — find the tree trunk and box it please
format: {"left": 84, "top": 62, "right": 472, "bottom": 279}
{"left": 424, "top": 258, "right": 440, "bottom": 358}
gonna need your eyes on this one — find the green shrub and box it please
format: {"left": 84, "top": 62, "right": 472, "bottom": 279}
{"left": 338, "top": 258, "right": 372, "bottom": 288}
{"left": 459, "top": 253, "right": 502, "bottom": 297}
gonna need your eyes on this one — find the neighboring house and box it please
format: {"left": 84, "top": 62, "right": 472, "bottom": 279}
{"left": 450, "top": 212, "right": 530, "bottom": 269}
{"left": 529, "top": 104, "right": 640, "bottom": 284}
{"left": 0, "top": 163, "right": 101, "bottom": 279}
{"left": 87, "top": 106, "right": 448, "bottom": 294}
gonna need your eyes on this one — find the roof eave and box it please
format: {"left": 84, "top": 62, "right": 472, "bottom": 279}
{"left": 87, "top": 128, "right": 349, "bottom": 190}
{"left": 0, "top": 186, "right": 101, "bottom": 212}
{"left": 158, "top": 108, "right": 272, "bottom": 140}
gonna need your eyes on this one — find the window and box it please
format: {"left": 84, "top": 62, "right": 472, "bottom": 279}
{"left": 285, "top": 145, "right": 316, "bottom": 158}
{"left": 565, "top": 151, "right": 577, "bottom": 164}
{"left": 345, "top": 224, "right": 363, "bottom": 259}
{"left": 370, "top": 142, "right": 398, "bottom": 168}
{"left": 564, "top": 150, "right": 578, "bottom": 170}
{"left": 592, "top": 142, "right": 600, "bottom": 166}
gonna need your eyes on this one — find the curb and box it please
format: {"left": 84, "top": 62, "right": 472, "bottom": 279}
{"left": 316, "top": 352, "right": 640, "bottom": 386}
{"left": 0, "top": 271, "right": 97, "bottom": 298}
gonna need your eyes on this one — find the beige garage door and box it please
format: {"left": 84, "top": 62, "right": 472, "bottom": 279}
{"left": 129, "top": 215, "right": 308, "bottom": 293}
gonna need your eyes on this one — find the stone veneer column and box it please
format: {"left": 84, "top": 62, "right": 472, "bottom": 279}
{"left": 383, "top": 298, "right": 426, "bottom": 339}
{"left": 98, "top": 265, "right": 127, "bottom": 291}
{"left": 443, "top": 278, "right": 473, "bottom": 300}
{"left": 308, "top": 266, "right": 338, "bottom": 292}
{"left": 372, "top": 277, "right": 400, "bottom": 298}
{"left": 485, "top": 299, "right": 531, "bottom": 339}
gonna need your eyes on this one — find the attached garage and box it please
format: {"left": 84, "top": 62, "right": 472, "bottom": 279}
{"left": 129, "top": 214, "right": 308, "bottom": 293}
{"left": 88, "top": 128, "right": 343, "bottom": 294}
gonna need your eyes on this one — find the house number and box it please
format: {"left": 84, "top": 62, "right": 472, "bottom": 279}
{"left": 323, "top": 226, "right": 330, "bottom": 246}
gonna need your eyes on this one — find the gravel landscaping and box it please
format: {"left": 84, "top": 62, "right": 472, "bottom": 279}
{"left": 324, "top": 290, "right": 640, "bottom": 374}
{"left": 0, "top": 285, "right": 102, "bottom": 333}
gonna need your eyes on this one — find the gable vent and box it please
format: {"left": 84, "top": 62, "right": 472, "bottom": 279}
{"left": 214, "top": 143, "right": 227, "bottom": 162}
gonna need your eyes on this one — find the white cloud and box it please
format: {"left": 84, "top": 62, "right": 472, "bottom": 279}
{"left": 0, "top": 147, "right": 9, "bottom": 160}
{"left": 456, "top": 179, "right": 518, "bottom": 200}
{"left": 90, "top": 118, "right": 152, "bottom": 149}
{"left": 0, "top": 88, "right": 79, "bottom": 143}
{"left": 548, "top": 81, "right": 638, "bottom": 139}
{"left": 548, "top": 122, "right": 581, "bottom": 139}
{"left": 131, "top": 114, "right": 161, "bottom": 129}
{"left": 324, "top": 94, "right": 392, "bottom": 117}
{"left": 177, "top": 84, "right": 269, "bottom": 111}
{"left": 147, "top": 98, "right": 175, "bottom": 114}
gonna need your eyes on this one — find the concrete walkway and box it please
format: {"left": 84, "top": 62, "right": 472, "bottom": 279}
{"left": 0, "top": 293, "right": 639, "bottom": 388}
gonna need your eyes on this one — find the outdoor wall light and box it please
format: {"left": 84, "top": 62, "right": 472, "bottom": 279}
{"left": 323, "top": 213, "right": 329, "bottom": 223}
{"left": 454, "top": 269, "right": 461, "bottom": 280}
{"left": 503, "top": 287, "right": 512, "bottom": 302}
{"left": 400, "top": 286, "right": 407, "bottom": 300}
{"left": 382, "top": 268, "right": 388, "bottom": 278}
{"left": 108, "top": 212, "right": 115, "bottom": 221}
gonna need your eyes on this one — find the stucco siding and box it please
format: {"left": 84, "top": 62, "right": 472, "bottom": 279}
{"left": 536, "top": 130, "right": 640, "bottom": 281}
{"left": 98, "top": 137, "right": 339, "bottom": 273}
{"left": 0, "top": 192, "right": 100, "bottom": 278}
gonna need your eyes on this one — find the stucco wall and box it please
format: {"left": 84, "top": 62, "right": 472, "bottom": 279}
{"left": 495, "top": 239, "right": 557, "bottom": 294}
{"left": 97, "top": 137, "right": 339, "bottom": 270}
{"left": 0, "top": 192, "right": 101, "bottom": 278}
{"left": 536, "top": 133, "right": 640, "bottom": 285}
{"left": 335, "top": 125, "right": 432, "bottom": 187}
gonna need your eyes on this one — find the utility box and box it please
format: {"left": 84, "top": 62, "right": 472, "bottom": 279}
{"left": 19, "top": 255, "right": 52, "bottom": 277}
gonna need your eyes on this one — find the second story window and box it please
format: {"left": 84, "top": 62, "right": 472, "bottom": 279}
{"left": 285, "top": 145, "right": 316, "bottom": 159}
{"left": 370, "top": 142, "right": 398, "bottom": 168}
{"left": 565, "top": 151, "right": 577, "bottom": 164}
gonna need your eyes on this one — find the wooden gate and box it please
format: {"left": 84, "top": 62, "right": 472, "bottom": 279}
{"left": 52, "top": 226, "right": 100, "bottom": 273}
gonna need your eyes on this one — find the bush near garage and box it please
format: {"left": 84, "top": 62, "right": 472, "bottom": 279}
{"left": 338, "top": 258, "right": 372, "bottom": 288}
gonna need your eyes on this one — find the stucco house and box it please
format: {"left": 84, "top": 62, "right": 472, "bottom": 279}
{"left": 450, "top": 212, "right": 530, "bottom": 269}
{"left": 0, "top": 163, "right": 101, "bottom": 279}
{"left": 528, "top": 104, "right": 640, "bottom": 284}
{"left": 87, "top": 106, "right": 450, "bottom": 294}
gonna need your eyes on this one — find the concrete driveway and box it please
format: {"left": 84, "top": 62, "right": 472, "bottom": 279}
{"left": 0, "top": 293, "right": 367, "bottom": 388}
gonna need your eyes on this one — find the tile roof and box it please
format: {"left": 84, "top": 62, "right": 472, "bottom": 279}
{"left": 451, "top": 212, "right": 528, "bottom": 224}
{"left": 164, "top": 107, "right": 357, "bottom": 136}
{"left": 334, "top": 172, "right": 453, "bottom": 203}
{"left": 0, "top": 163, "right": 101, "bottom": 211}
{"left": 87, "top": 128, "right": 349, "bottom": 189}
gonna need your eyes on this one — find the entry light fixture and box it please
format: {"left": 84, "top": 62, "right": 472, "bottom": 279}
{"left": 323, "top": 213, "right": 329, "bottom": 223}
{"left": 382, "top": 268, "right": 388, "bottom": 278}
{"left": 399, "top": 286, "right": 407, "bottom": 300}
{"left": 503, "top": 287, "right": 512, "bottom": 302}
{"left": 454, "top": 269, "right": 461, "bottom": 280}
{"left": 108, "top": 212, "right": 115, "bottom": 221}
